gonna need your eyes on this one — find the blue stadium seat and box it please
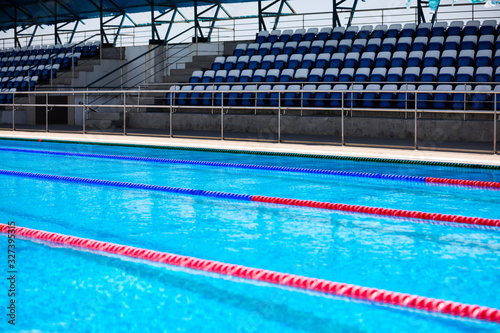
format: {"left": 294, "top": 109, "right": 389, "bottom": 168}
{"left": 478, "top": 35, "right": 495, "bottom": 51}
{"left": 270, "top": 42, "right": 284, "bottom": 56}
{"left": 379, "top": 84, "right": 398, "bottom": 108}
{"left": 256, "top": 84, "right": 272, "bottom": 106}
{"left": 444, "top": 36, "right": 461, "bottom": 51}
{"left": 292, "top": 29, "right": 306, "bottom": 42}
{"left": 475, "top": 67, "right": 493, "bottom": 82}
{"left": 337, "top": 39, "right": 353, "bottom": 53}
{"left": 214, "top": 70, "right": 228, "bottom": 83}
{"left": 396, "top": 37, "right": 412, "bottom": 52}
{"left": 380, "top": 37, "right": 397, "bottom": 52}
{"left": 177, "top": 85, "right": 192, "bottom": 105}
{"left": 227, "top": 69, "right": 240, "bottom": 83}
{"left": 471, "top": 85, "right": 492, "bottom": 110}
{"left": 416, "top": 85, "right": 434, "bottom": 109}
{"left": 256, "top": 31, "right": 269, "bottom": 44}
{"left": 315, "top": 53, "right": 330, "bottom": 68}
{"left": 258, "top": 43, "right": 272, "bottom": 56}
{"left": 240, "top": 69, "right": 254, "bottom": 82}
{"left": 190, "top": 85, "right": 205, "bottom": 105}
{"left": 275, "top": 54, "right": 289, "bottom": 70}
{"left": 359, "top": 52, "right": 375, "bottom": 68}
{"left": 288, "top": 54, "right": 303, "bottom": 69}
{"left": 370, "top": 68, "right": 387, "bottom": 82}
{"left": 284, "top": 41, "right": 298, "bottom": 55}
{"left": 366, "top": 38, "right": 382, "bottom": 53}
{"left": 302, "top": 84, "right": 316, "bottom": 107}
{"left": 265, "top": 69, "right": 280, "bottom": 82}
{"left": 464, "top": 20, "right": 480, "bottom": 36}
{"left": 396, "top": 84, "right": 416, "bottom": 109}
{"left": 212, "top": 56, "right": 225, "bottom": 71}
{"left": 428, "top": 36, "right": 444, "bottom": 51}
{"left": 448, "top": 21, "right": 464, "bottom": 36}
{"left": 433, "top": 84, "right": 453, "bottom": 109}
{"left": 224, "top": 56, "right": 237, "bottom": 71}
{"left": 252, "top": 69, "right": 267, "bottom": 82}
{"left": 462, "top": 36, "right": 478, "bottom": 50}
{"left": 407, "top": 51, "right": 423, "bottom": 67}
{"left": 495, "top": 67, "right": 500, "bottom": 82}
{"left": 234, "top": 44, "right": 247, "bottom": 57}
{"left": 248, "top": 55, "right": 262, "bottom": 70}
{"left": 297, "top": 41, "right": 311, "bottom": 55}
{"left": 362, "top": 84, "right": 380, "bottom": 107}
{"left": 421, "top": 67, "right": 438, "bottom": 82}
{"left": 269, "top": 85, "right": 286, "bottom": 106}
{"left": 304, "top": 28, "right": 319, "bottom": 41}
{"left": 480, "top": 20, "right": 497, "bottom": 35}
{"left": 437, "top": 67, "right": 456, "bottom": 82}
{"left": 354, "top": 68, "right": 370, "bottom": 82}
{"left": 330, "top": 84, "right": 348, "bottom": 107}
{"left": 228, "top": 85, "right": 243, "bottom": 106}
{"left": 456, "top": 67, "right": 474, "bottom": 82}
{"left": 338, "top": 68, "right": 355, "bottom": 82}
{"left": 423, "top": 50, "right": 440, "bottom": 67}
{"left": 331, "top": 27, "right": 345, "bottom": 40}
{"left": 495, "top": 50, "right": 500, "bottom": 67}
{"left": 344, "top": 52, "right": 360, "bottom": 68}
{"left": 284, "top": 84, "right": 301, "bottom": 106}
{"left": 386, "top": 24, "right": 402, "bottom": 38}
{"left": 344, "top": 26, "right": 359, "bottom": 39}
{"left": 302, "top": 53, "right": 317, "bottom": 69}
{"left": 403, "top": 67, "right": 420, "bottom": 82}
{"left": 268, "top": 30, "right": 281, "bottom": 44}
{"left": 440, "top": 50, "right": 457, "bottom": 67}
{"left": 236, "top": 55, "right": 250, "bottom": 70}
{"left": 323, "top": 40, "right": 338, "bottom": 54}
{"left": 372, "top": 25, "right": 387, "bottom": 39}
{"left": 241, "top": 85, "right": 258, "bottom": 106}
{"left": 280, "top": 30, "right": 294, "bottom": 43}
{"left": 330, "top": 53, "right": 345, "bottom": 68}
{"left": 345, "top": 84, "right": 363, "bottom": 108}
{"left": 315, "top": 84, "right": 332, "bottom": 107}
{"left": 412, "top": 37, "right": 429, "bottom": 52}
{"left": 317, "top": 28, "right": 332, "bottom": 41}
{"left": 202, "top": 70, "right": 216, "bottom": 83}
{"left": 352, "top": 39, "right": 367, "bottom": 53}
{"left": 457, "top": 50, "right": 475, "bottom": 67}
{"left": 310, "top": 40, "right": 325, "bottom": 54}
{"left": 246, "top": 43, "right": 260, "bottom": 56}
{"left": 294, "top": 68, "right": 309, "bottom": 81}
{"left": 279, "top": 69, "right": 295, "bottom": 82}
{"left": 476, "top": 50, "right": 493, "bottom": 67}
{"left": 452, "top": 85, "right": 471, "bottom": 110}
{"left": 214, "top": 85, "right": 230, "bottom": 106}
{"left": 309, "top": 68, "right": 324, "bottom": 82}
{"left": 375, "top": 51, "right": 391, "bottom": 67}
{"left": 386, "top": 67, "right": 403, "bottom": 82}
{"left": 259, "top": 55, "right": 274, "bottom": 70}
{"left": 416, "top": 22, "right": 432, "bottom": 37}
{"left": 323, "top": 68, "right": 339, "bottom": 82}
{"left": 391, "top": 51, "right": 407, "bottom": 68}
{"left": 358, "top": 25, "right": 373, "bottom": 39}
{"left": 401, "top": 23, "right": 417, "bottom": 38}
{"left": 432, "top": 22, "right": 448, "bottom": 37}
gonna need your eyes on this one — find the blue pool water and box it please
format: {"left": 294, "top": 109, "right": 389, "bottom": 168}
{"left": 0, "top": 138, "right": 499, "bottom": 332}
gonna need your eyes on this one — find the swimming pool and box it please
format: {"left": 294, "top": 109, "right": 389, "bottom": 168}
{"left": 0, "top": 138, "right": 499, "bottom": 332}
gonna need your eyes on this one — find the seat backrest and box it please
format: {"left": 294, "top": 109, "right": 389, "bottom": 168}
{"left": 382, "top": 37, "right": 397, "bottom": 46}
{"left": 331, "top": 53, "right": 345, "bottom": 61}
{"left": 249, "top": 55, "right": 262, "bottom": 63}
{"left": 340, "top": 68, "right": 355, "bottom": 76}
{"left": 281, "top": 69, "right": 294, "bottom": 77}
{"left": 295, "top": 69, "right": 309, "bottom": 79}
{"left": 475, "top": 66, "right": 493, "bottom": 76}
{"left": 333, "top": 84, "right": 348, "bottom": 91}
{"left": 262, "top": 55, "right": 275, "bottom": 62}
{"left": 367, "top": 38, "right": 382, "bottom": 46}
{"left": 241, "top": 69, "right": 253, "bottom": 78}
{"left": 424, "top": 50, "right": 440, "bottom": 59}
{"left": 244, "top": 85, "right": 258, "bottom": 92}
{"left": 318, "top": 84, "right": 332, "bottom": 91}
{"left": 356, "top": 68, "right": 370, "bottom": 76}
{"left": 474, "top": 85, "right": 492, "bottom": 92}
{"left": 392, "top": 51, "right": 407, "bottom": 60}
{"left": 404, "top": 67, "right": 421, "bottom": 76}
{"left": 361, "top": 52, "right": 375, "bottom": 60}
{"left": 303, "top": 54, "right": 317, "bottom": 62}
{"left": 382, "top": 84, "right": 398, "bottom": 91}
{"left": 377, "top": 51, "right": 392, "bottom": 60}
{"left": 457, "top": 66, "right": 474, "bottom": 76}
{"left": 193, "top": 85, "right": 205, "bottom": 92}
{"left": 267, "top": 69, "right": 280, "bottom": 77}
{"left": 408, "top": 51, "right": 423, "bottom": 59}
{"left": 228, "top": 69, "right": 241, "bottom": 78}
{"left": 215, "top": 70, "right": 228, "bottom": 77}
{"left": 436, "top": 84, "right": 453, "bottom": 92}
{"left": 454, "top": 85, "right": 472, "bottom": 92}
{"left": 290, "top": 54, "right": 303, "bottom": 62}
{"left": 462, "top": 35, "right": 478, "bottom": 44}
{"left": 371, "top": 68, "right": 387, "bottom": 77}
{"left": 325, "top": 68, "right": 339, "bottom": 76}
{"left": 258, "top": 84, "right": 272, "bottom": 91}
{"left": 365, "top": 84, "right": 381, "bottom": 91}
{"left": 298, "top": 41, "right": 311, "bottom": 48}
{"left": 310, "top": 68, "right": 324, "bottom": 77}
{"left": 214, "top": 56, "right": 225, "bottom": 64}
{"left": 422, "top": 67, "right": 438, "bottom": 75}
{"left": 311, "top": 40, "right": 325, "bottom": 48}
{"left": 417, "top": 84, "right": 434, "bottom": 92}
{"left": 388, "top": 67, "right": 403, "bottom": 76}
{"left": 254, "top": 69, "right": 267, "bottom": 77}
{"left": 458, "top": 50, "right": 475, "bottom": 58}
{"left": 439, "top": 67, "right": 456, "bottom": 75}
{"left": 345, "top": 52, "right": 360, "bottom": 61}
{"left": 276, "top": 54, "right": 289, "bottom": 62}
{"left": 442, "top": 50, "right": 457, "bottom": 59}
{"left": 477, "top": 50, "right": 492, "bottom": 58}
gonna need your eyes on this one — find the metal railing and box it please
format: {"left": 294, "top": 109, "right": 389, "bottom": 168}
{"left": 0, "top": 87, "right": 498, "bottom": 154}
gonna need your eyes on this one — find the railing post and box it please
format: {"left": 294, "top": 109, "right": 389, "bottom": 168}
{"left": 170, "top": 90, "right": 174, "bottom": 138}
{"left": 414, "top": 91, "right": 418, "bottom": 150}
{"left": 123, "top": 92, "right": 127, "bottom": 135}
{"left": 221, "top": 92, "right": 224, "bottom": 140}
{"left": 341, "top": 91, "right": 345, "bottom": 146}
{"left": 11, "top": 92, "right": 15, "bottom": 131}
{"left": 494, "top": 93, "right": 497, "bottom": 155}
{"left": 278, "top": 92, "right": 281, "bottom": 143}
{"left": 82, "top": 93, "right": 86, "bottom": 134}
{"left": 45, "top": 93, "right": 49, "bottom": 132}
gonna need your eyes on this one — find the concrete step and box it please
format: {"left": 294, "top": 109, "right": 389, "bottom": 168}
{"left": 185, "top": 61, "right": 213, "bottom": 70}
{"left": 162, "top": 75, "right": 190, "bottom": 83}
{"left": 102, "top": 47, "right": 126, "bottom": 60}
{"left": 192, "top": 55, "right": 219, "bottom": 63}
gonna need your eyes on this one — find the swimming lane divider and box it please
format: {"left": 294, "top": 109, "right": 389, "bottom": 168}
{"left": 1, "top": 169, "right": 499, "bottom": 228}
{"left": 2, "top": 223, "right": 499, "bottom": 324}
{"left": 1, "top": 147, "right": 499, "bottom": 189}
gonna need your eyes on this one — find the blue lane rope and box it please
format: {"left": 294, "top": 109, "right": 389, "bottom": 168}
{"left": 0, "top": 147, "right": 428, "bottom": 183}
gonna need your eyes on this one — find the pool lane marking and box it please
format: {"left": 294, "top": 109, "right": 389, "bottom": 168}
{"left": 2, "top": 224, "right": 499, "bottom": 325}
{"left": 1, "top": 169, "right": 499, "bottom": 228}
{"left": 1, "top": 147, "right": 499, "bottom": 190}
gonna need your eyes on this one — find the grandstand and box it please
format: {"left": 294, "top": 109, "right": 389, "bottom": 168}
{"left": 0, "top": 0, "right": 499, "bottom": 152}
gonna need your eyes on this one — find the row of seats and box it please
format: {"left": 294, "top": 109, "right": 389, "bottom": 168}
{"left": 191, "top": 66, "right": 500, "bottom": 84}
{"left": 0, "top": 88, "right": 15, "bottom": 104}
{"left": 0, "top": 76, "right": 38, "bottom": 91}
{"left": 235, "top": 34, "right": 500, "bottom": 57}
{"left": 0, "top": 41, "right": 100, "bottom": 59}
{"left": 0, "top": 52, "right": 82, "bottom": 69}
{"left": 166, "top": 84, "right": 500, "bottom": 110}
{"left": 252, "top": 20, "right": 500, "bottom": 45}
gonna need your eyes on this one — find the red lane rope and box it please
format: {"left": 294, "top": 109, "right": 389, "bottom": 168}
{"left": 3, "top": 224, "right": 499, "bottom": 324}
{"left": 425, "top": 177, "right": 500, "bottom": 188}
{"left": 250, "top": 195, "right": 500, "bottom": 228}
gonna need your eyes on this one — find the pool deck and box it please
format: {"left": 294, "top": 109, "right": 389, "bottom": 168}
{"left": 0, "top": 129, "right": 499, "bottom": 166}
